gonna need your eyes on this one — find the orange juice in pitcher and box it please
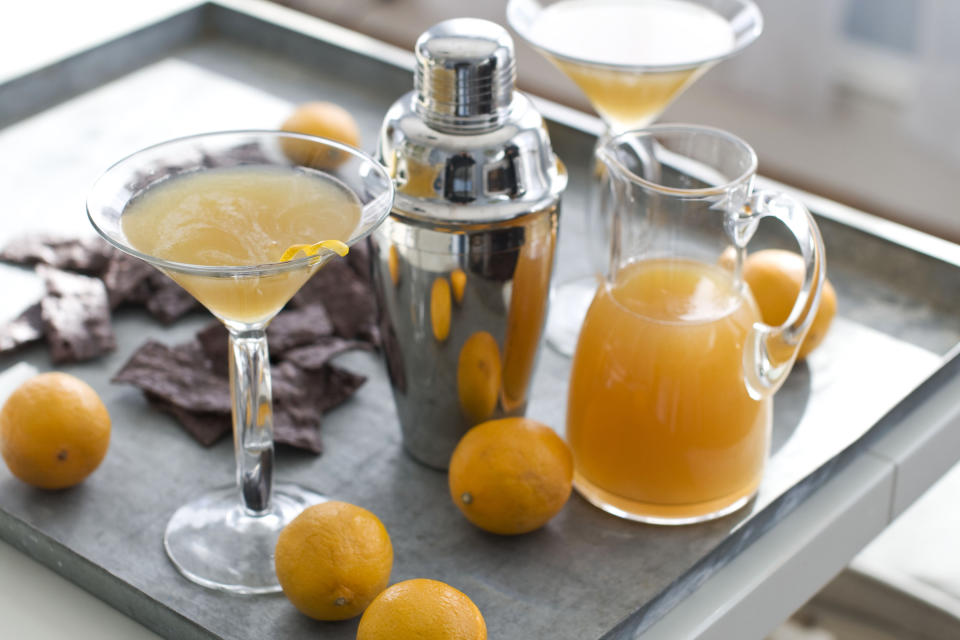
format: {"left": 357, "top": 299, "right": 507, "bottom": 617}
{"left": 567, "top": 126, "right": 826, "bottom": 524}
{"left": 567, "top": 258, "right": 771, "bottom": 522}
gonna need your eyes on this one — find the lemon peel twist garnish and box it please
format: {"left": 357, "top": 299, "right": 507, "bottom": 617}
{"left": 280, "top": 239, "right": 350, "bottom": 262}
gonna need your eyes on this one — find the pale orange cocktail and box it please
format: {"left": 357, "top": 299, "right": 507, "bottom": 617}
{"left": 122, "top": 165, "right": 361, "bottom": 323}
{"left": 527, "top": 0, "right": 736, "bottom": 131}
{"left": 566, "top": 258, "right": 771, "bottom": 521}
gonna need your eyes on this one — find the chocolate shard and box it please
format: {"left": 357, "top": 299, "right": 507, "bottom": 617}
{"left": 273, "top": 406, "right": 324, "bottom": 453}
{"left": 273, "top": 361, "right": 367, "bottom": 413}
{"left": 101, "top": 251, "right": 155, "bottom": 308}
{"left": 0, "top": 234, "right": 115, "bottom": 275}
{"left": 38, "top": 265, "right": 115, "bottom": 363}
{"left": 291, "top": 259, "right": 379, "bottom": 344}
{"left": 145, "top": 276, "right": 200, "bottom": 324}
{"left": 345, "top": 237, "right": 372, "bottom": 284}
{"left": 316, "top": 364, "right": 368, "bottom": 413}
{"left": 196, "top": 322, "right": 229, "bottom": 378}
{"left": 112, "top": 339, "right": 231, "bottom": 414}
{"left": 283, "top": 336, "right": 372, "bottom": 370}
{"left": 269, "top": 361, "right": 366, "bottom": 452}
{"left": 0, "top": 303, "right": 44, "bottom": 354}
{"left": 145, "top": 392, "right": 231, "bottom": 446}
{"left": 266, "top": 304, "right": 334, "bottom": 355}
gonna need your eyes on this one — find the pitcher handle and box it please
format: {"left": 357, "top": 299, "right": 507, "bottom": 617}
{"left": 742, "top": 190, "right": 826, "bottom": 399}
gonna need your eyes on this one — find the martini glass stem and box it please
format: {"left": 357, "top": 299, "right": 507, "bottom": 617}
{"left": 228, "top": 326, "right": 275, "bottom": 516}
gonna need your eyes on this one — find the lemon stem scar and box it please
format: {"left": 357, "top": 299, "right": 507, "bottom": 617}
{"left": 280, "top": 239, "right": 350, "bottom": 262}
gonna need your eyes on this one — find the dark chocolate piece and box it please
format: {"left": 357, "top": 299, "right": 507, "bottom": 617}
{"left": 196, "top": 322, "right": 229, "bottom": 378}
{"left": 101, "top": 251, "right": 155, "bottom": 308}
{"left": 0, "top": 234, "right": 115, "bottom": 275}
{"left": 291, "top": 259, "right": 379, "bottom": 344}
{"left": 283, "top": 336, "right": 372, "bottom": 370}
{"left": 266, "top": 304, "right": 334, "bottom": 355}
{"left": 38, "top": 266, "right": 115, "bottom": 363}
{"left": 345, "top": 237, "right": 372, "bottom": 284}
{"left": 112, "top": 339, "right": 231, "bottom": 414}
{"left": 145, "top": 392, "right": 230, "bottom": 446}
{"left": 272, "top": 360, "right": 367, "bottom": 414}
{"left": 271, "top": 361, "right": 367, "bottom": 452}
{"left": 145, "top": 277, "right": 200, "bottom": 324}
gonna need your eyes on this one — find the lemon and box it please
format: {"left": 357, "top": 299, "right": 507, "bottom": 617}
{"left": 449, "top": 418, "right": 573, "bottom": 535}
{"left": 274, "top": 501, "right": 393, "bottom": 621}
{"left": 280, "top": 101, "right": 361, "bottom": 168}
{"left": 357, "top": 578, "right": 487, "bottom": 640}
{"left": 742, "top": 249, "right": 837, "bottom": 359}
{"left": 0, "top": 372, "right": 110, "bottom": 490}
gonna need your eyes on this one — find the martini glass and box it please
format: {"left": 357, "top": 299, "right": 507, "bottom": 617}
{"left": 87, "top": 131, "right": 394, "bottom": 593}
{"left": 507, "top": 0, "right": 763, "bottom": 354}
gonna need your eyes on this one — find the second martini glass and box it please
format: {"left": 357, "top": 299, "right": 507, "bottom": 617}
{"left": 87, "top": 131, "right": 394, "bottom": 593}
{"left": 508, "top": 0, "right": 763, "bottom": 354}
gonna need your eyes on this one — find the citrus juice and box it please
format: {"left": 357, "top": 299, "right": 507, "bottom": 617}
{"left": 530, "top": 0, "right": 736, "bottom": 130}
{"left": 122, "top": 166, "right": 361, "bottom": 323}
{"left": 566, "top": 258, "right": 770, "bottom": 521}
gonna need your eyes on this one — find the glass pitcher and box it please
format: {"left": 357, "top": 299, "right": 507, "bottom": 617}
{"left": 567, "top": 125, "right": 825, "bottom": 524}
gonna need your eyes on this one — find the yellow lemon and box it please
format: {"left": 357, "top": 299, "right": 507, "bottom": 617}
{"left": 280, "top": 101, "right": 361, "bottom": 168}
{"left": 0, "top": 372, "right": 110, "bottom": 490}
{"left": 357, "top": 578, "right": 487, "bottom": 640}
{"left": 274, "top": 501, "right": 393, "bottom": 621}
{"left": 743, "top": 249, "right": 837, "bottom": 359}
{"left": 449, "top": 418, "right": 573, "bottom": 535}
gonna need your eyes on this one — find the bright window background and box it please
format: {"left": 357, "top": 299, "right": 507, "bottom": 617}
{"left": 279, "top": 0, "right": 960, "bottom": 242}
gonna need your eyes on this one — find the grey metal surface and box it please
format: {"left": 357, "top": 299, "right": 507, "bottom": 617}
{"left": 0, "top": 3, "right": 957, "bottom": 639}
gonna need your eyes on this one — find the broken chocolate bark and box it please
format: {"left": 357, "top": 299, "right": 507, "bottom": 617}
{"left": 38, "top": 265, "right": 115, "bottom": 363}
{"left": 0, "top": 234, "right": 115, "bottom": 275}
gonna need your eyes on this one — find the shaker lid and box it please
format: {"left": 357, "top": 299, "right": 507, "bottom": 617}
{"left": 378, "top": 19, "right": 568, "bottom": 224}
{"left": 415, "top": 18, "right": 516, "bottom": 133}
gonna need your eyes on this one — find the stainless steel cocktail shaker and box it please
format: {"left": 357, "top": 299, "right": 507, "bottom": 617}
{"left": 372, "top": 18, "right": 567, "bottom": 469}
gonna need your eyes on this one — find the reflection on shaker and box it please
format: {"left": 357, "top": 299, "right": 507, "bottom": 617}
{"left": 430, "top": 277, "right": 452, "bottom": 342}
{"left": 388, "top": 244, "right": 401, "bottom": 287}
{"left": 501, "top": 206, "right": 557, "bottom": 413}
{"left": 457, "top": 331, "right": 502, "bottom": 423}
{"left": 450, "top": 269, "right": 467, "bottom": 304}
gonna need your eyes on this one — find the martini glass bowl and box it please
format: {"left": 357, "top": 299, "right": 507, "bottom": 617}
{"left": 87, "top": 131, "right": 394, "bottom": 594}
{"left": 507, "top": 0, "right": 763, "bottom": 354}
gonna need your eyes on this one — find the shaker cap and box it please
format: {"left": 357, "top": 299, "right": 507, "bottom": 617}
{"left": 415, "top": 19, "right": 516, "bottom": 133}
{"left": 378, "top": 19, "right": 567, "bottom": 223}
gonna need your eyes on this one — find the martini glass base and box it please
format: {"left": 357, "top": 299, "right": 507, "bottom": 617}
{"left": 545, "top": 275, "right": 599, "bottom": 357}
{"left": 163, "top": 483, "right": 326, "bottom": 594}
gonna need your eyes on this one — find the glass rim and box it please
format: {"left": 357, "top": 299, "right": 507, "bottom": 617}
{"left": 599, "top": 124, "right": 758, "bottom": 197}
{"left": 86, "top": 129, "right": 395, "bottom": 278}
{"left": 506, "top": 0, "right": 764, "bottom": 73}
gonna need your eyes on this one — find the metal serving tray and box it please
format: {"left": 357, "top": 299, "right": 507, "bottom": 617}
{"left": 1, "top": 2, "right": 958, "bottom": 638}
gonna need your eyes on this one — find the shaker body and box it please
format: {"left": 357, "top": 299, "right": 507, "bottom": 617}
{"left": 373, "top": 204, "right": 558, "bottom": 468}
{"left": 373, "top": 18, "right": 567, "bottom": 468}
